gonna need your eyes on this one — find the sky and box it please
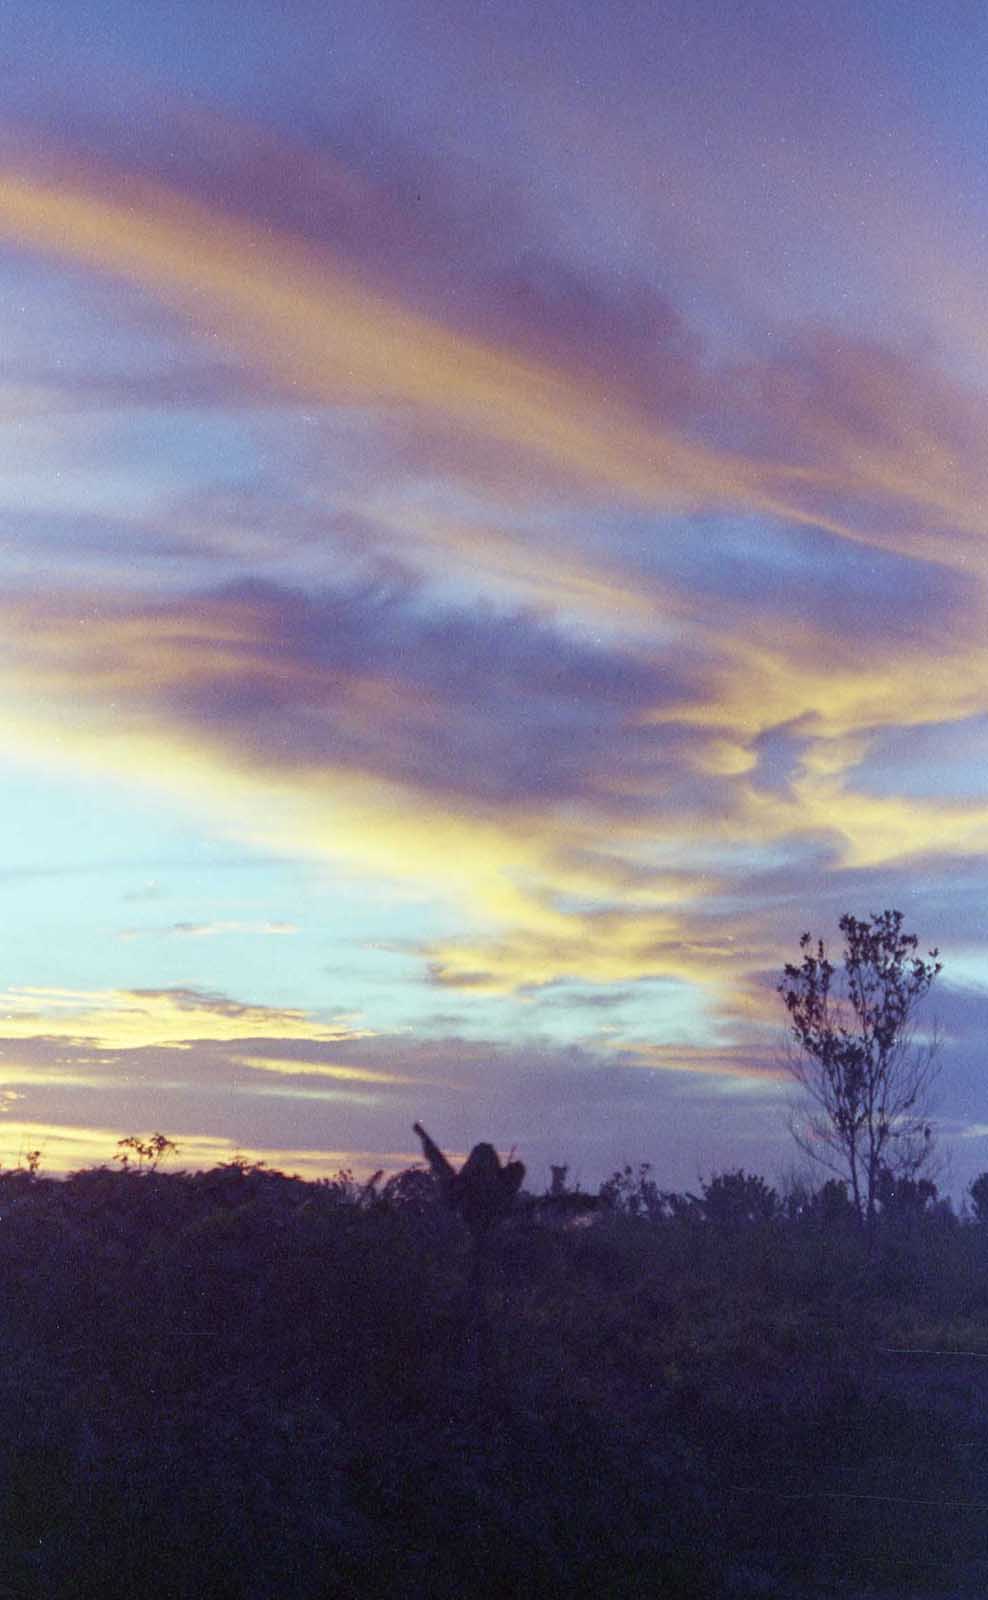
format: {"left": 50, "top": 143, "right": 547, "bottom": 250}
{"left": 0, "top": 0, "right": 986, "bottom": 1193}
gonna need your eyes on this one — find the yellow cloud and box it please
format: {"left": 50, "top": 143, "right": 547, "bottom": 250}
{"left": 619, "top": 1041, "right": 787, "bottom": 1085}
{"left": 786, "top": 777, "right": 988, "bottom": 869}
{"left": 0, "top": 153, "right": 985, "bottom": 1012}
{"left": 0, "top": 665, "right": 570, "bottom": 939}
{"left": 0, "top": 166, "right": 760, "bottom": 514}
{"left": 0, "top": 987, "right": 364, "bottom": 1051}
{"left": 362, "top": 501, "right": 679, "bottom": 633}
{"left": 2, "top": 157, "right": 971, "bottom": 567}
{"left": 3, "top": 598, "right": 982, "bottom": 1004}
{"left": 234, "top": 1054, "right": 430, "bottom": 1087}
{"left": 0, "top": 1062, "right": 117, "bottom": 1090}
{"left": 425, "top": 907, "right": 766, "bottom": 995}
{"left": 1, "top": 577, "right": 984, "bottom": 1001}
{"left": 649, "top": 627, "right": 988, "bottom": 744}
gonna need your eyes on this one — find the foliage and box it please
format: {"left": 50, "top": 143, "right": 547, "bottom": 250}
{"left": 599, "top": 1161, "right": 686, "bottom": 1222}
{"left": 2, "top": 1152, "right": 988, "bottom": 1596}
{"left": 969, "top": 1171, "right": 988, "bottom": 1224}
{"left": 875, "top": 1166, "right": 939, "bottom": 1220}
{"left": 790, "top": 1176, "right": 859, "bottom": 1229}
{"left": 778, "top": 910, "right": 941, "bottom": 1226}
{"left": 114, "top": 1131, "right": 180, "bottom": 1173}
{"left": 697, "top": 1168, "right": 779, "bottom": 1227}
{"left": 600, "top": 1160, "right": 661, "bottom": 1219}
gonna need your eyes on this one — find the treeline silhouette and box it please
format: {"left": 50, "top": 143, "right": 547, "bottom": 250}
{"left": 4, "top": 1147, "right": 988, "bottom": 1598}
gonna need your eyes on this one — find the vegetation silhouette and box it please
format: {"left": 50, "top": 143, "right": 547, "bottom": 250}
{"left": 0, "top": 913, "right": 967, "bottom": 1596}
{"left": 413, "top": 1121, "right": 526, "bottom": 1248}
{"left": 0, "top": 1135, "right": 987, "bottom": 1597}
{"left": 779, "top": 910, "right": 942, "bottom": 1228}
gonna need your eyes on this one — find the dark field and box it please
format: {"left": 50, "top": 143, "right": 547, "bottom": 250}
{"left": 1, "top": 1159, "right": 987, "bottom": 1599}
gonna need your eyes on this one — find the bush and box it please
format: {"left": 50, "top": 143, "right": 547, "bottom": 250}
{"left": 0, "top": 1158, "right": 987, "bottom": 1596}
{"left": 698, "top": 1169, "right": 779, "bottom": 1228}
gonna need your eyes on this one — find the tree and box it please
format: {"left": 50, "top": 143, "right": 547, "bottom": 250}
{"left": 800, "top": 1177, "right": 858, "bottom": 1230}
{"left": 114, "top": 1131, "right": 179, "bottom": 1174}
{"left": 874, "top": 1164, "right": 938, "bottom": 1221}
{"left": 598, "top": 1162, "right": 669, "bottom": 1222}
{"left": 778, "top": 910, "right": 941, "bottom": 1229}
{"left": 696, "top": 1168, "right": 778, "bottom": 1228}
{"left": 969, "top": 1172, "right": 988, "bottom": 1224}
{"left": 412, "top": 1121, "right": 525, "bottom": 1245}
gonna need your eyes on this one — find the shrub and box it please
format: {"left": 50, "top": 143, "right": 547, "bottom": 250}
{"left": 697, "top": 1169, "right": 779, "bottom": 1228}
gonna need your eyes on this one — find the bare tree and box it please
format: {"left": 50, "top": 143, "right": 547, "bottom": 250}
{"left": 778, "top": 910, "right": 941, "bottom": 1228}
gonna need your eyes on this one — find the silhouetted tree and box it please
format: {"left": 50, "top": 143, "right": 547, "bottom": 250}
{"left": 697, "top": 1168, "right": 778, "bottom": 1227}
{"left": 599, "top": 1162, "right": 672, "bottom": 1222}
{"left": 875, "top": 1164, "right": 938, "bottom": 1220}
{"left": 969, "top": 1172, "right": 988, "bottom": 1224}
{"left": 549, "top": 1164, "right": 569, "bottom": 1198}
{"left": 379, "top": 1166, "right": 440, "bottom": 1214}
{"left": 114, "top": 1132, "right": 179, "bottom": 1174}
{"left": 412, "top": 1122, "right": 525, "bottom": 1245}
{"left": 778, "top": 910, "right": 941, "bottom": 1229}
{"left": 800, "top": 1177, "right": 858, "bottom": 1229}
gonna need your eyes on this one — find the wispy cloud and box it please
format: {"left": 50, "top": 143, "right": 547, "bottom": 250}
{"left": 119, "top": 920, "right": 298, "bottom": 940}
{"left": 2, "top": 565, "right": 986, "bottom": 1009}
{"left": 0, "top": 8, "right": 985, "bottom": 1187}
{"left": 0, "top": 986, "right": 363, "bottom": 1049}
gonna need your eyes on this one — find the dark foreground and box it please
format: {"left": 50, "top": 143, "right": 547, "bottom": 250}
{"left": 1, "top": 1160, "right": 987, "bottom": 1599}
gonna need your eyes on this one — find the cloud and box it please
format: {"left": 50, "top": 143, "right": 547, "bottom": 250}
{"left": 4, "top": 20, "right": 988, "bottom": 575}
{"left": 0, "top": 985, "right": 364, "bottom": 1050}
{"left": 0, "top": 106, "right": 985, "bottom": 1054}
{"left": 0, "top": 162, "right": 739, "bottom": 514}
{"left": 0, "top": 360, "right": 289, "bottom": 416}
{"left": 0, "top": 575, "right": 705, "bottom": 817}
{"left": 2, "top": 95, "right": 707, "bottom": 436}
{"left": 119, "top": 920, "right": 298, "bottom": 940}
{"left": 10, "top": 147, "right": 988, "bottom": 574}
{"left": 8, "top": 566, "right": 979, "bottom": 844}
{"left": 0, "top": 987, "right": 979, "bottom": 1194}
{"left": 618, "top": 1040, "right": 787, "bottom": 1087}
{"left": 1, "top": 562, "right": 986, "bottom": 1012}
{"left": 233, "top": 1054, "right": 431, "bottom": 1087}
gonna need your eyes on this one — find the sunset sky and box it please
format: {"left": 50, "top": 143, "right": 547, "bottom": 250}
{"left": 0, "top": 0, "right": 986, "bottom": 1192}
